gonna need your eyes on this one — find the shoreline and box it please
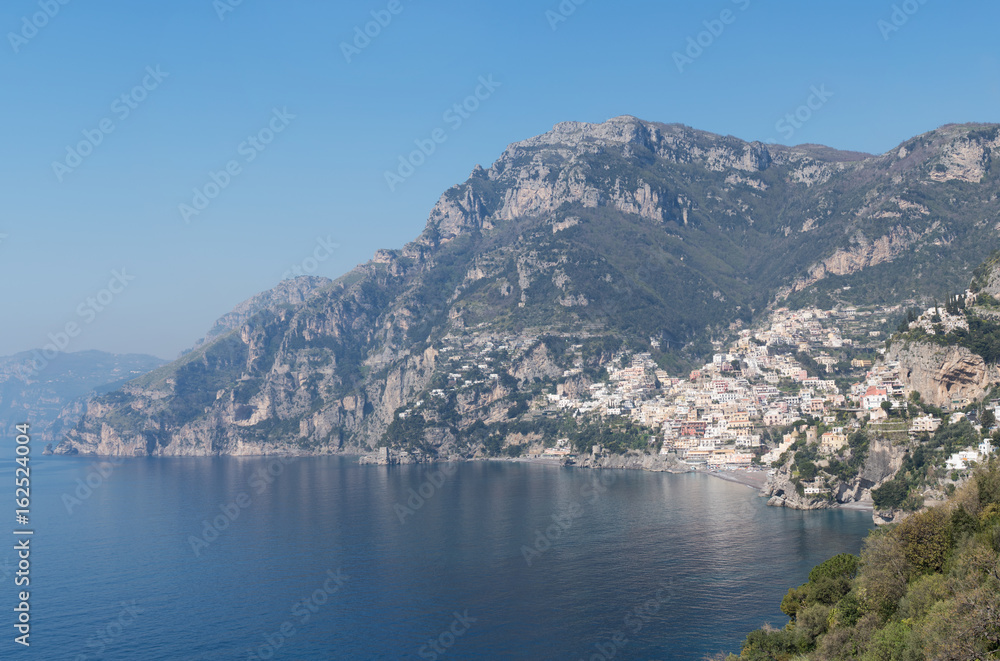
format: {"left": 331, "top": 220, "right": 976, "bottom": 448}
{"left": 836, "top": 500, "right": 875, "bottom": 511}
{"left": 698, "top": 468, "right": 875, "bottom": 512}
{"left": 53, "top": 450, "right": 875, "bottom": 516}
{"left": 699, "top": 468, "right": 770, "bottom": 491}
{"left": 50, "top": 449, "right": 878, "bottom": 513}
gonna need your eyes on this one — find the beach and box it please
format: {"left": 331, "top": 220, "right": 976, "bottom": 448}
{"left": 702, "top": 469, "right": 770, "bottom": 490}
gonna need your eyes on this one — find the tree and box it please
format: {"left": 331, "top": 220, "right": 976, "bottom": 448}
{"left": 981, "top": 409, "right": 996, "bottom": 429}
{"left": 872, "top": 478, "right": 909, "bottom": 510}
{"left": 807, "top": 553, "right": 859, "bottom": 605}
{"left": 857, "top": 530, "right": 910, "bottom": 618}
{"left": 895, "top": 508, "right": 952, "bottom": 575}
{"left": 739, "top": 626, "right": 798, "bottom": 661}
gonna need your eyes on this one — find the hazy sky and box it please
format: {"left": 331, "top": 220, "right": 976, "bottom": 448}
{"left": 2, "top": 0, "right": 999, "bottom": 359}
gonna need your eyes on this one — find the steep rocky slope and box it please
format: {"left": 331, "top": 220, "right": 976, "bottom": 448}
{"left": 887, "top": 341, "right": 1000, "bottom": 409}
{"left": 58, "top": 117, "right": 1000, "bottom": 456}
{"left": 187, "top": 276, "right": 332, "bottom": 353}
{"left": 882, "top": 246, "right": 1000, "bottom": 408}
{"left": 763, "top": 437, "right": 906, "bottom": 511}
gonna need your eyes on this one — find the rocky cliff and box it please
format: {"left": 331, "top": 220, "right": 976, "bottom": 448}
{"left": 763, "top": 438, "right": 905, "bottom": 511}
{"left": 886, "top": 341, "right": 1000, "bottom": 409}
{"left": 187, "top": 276, "right": 333, "bottom": 353}
{"left": 0, "top": 351, "right": 165, "bottom": 443}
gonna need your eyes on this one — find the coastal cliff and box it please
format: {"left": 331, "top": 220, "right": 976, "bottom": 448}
{"left": 762, "top": 438, "right": 904, "bottom": 511}
{"left": 886, "top": 340, "right": 1000, "bottom": 409}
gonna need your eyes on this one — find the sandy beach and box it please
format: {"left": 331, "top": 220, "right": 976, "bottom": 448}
{"left": 702, "top": 469, "right": 770, "bottom": 490}
{"left": 837, "top": 500, "right": 875, "bottom": 511}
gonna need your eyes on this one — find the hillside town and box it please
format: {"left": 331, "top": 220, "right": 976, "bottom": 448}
{"left": 536, "top": 306, "right": 901, "bottom": 468}
{"left": 397, "top": 303, "right": 999, "bottom": 486}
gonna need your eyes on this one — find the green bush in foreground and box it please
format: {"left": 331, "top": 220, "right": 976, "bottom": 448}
{"left": 733, "top": 457, "right": 1000, "bottom": 660}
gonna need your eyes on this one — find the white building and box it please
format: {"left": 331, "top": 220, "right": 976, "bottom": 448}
{"left": 946, "top": 440, "right": 996, "bottom": 471}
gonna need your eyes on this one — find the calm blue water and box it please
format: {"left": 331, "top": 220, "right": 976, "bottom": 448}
{"left": 0, "top": 452, "right": 874, "bottom": 660}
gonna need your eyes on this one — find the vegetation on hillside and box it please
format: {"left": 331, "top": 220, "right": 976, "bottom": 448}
{"left": 725, "top": 458, "right": 1000, "bottom": 660}
{"left": 898, "top": 311, "right": 1000, "bottom": 365}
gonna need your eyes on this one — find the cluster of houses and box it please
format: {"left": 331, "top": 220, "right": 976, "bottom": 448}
{"left": 418, "top": 303, "right": 1000, "bottom": 479}
{"left": 752, "top": 305, "right": 903, "bottom": 350}
{"left": 907, "top": 293, "right": 976, "bottom": 336}
{"left": 542, "top": 306, "right": 899, "bottom": 469}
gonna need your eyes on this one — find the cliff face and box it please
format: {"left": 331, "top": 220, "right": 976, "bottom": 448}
{"left": 188, "top": 276, "right": 333, "bottom": 353}
{"left": 886, "top": 341, "right": 1000, "bottom": 409}
{"left": 58, "top": 117, "right": 1000, "bottom": 457}
{"left": 763, "top": 438, "right": 905, "bottom": 512}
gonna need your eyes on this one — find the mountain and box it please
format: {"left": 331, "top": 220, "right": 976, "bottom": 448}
{"left": 186, "top": 276, "right": 333, "bottom": 353}
{"left": 0, "top": 351, "right": 166, "bottom": 444}
{"left": 756, "top": 251, "right": 1000, "bottom": 520}
{"left": 58, "top": 116, "right": 1000, "bottom": 457}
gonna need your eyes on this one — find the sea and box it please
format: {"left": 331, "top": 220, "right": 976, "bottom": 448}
{"left": 0, "top": 452, "right": 874, "bottom": 660}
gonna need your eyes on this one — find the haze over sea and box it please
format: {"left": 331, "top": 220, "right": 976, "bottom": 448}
{"left": 0, "top": 454, "right": 873, "bottom": 660}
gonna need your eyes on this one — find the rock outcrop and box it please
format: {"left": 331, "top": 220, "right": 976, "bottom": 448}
{"left": 886, "top": 341, "right": 1000, "bottom": 409}
{"left": 188, "top": 276, "right": 333, "bottom": 352}
{"left": 762, "top": 438, "right": 904, "bottom": 513}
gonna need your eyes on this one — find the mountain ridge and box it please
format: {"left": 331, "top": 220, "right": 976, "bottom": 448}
{"left": 58, "top": 116, "right": 1000, "bottom": 457}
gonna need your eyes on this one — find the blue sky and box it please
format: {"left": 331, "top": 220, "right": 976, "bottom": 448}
{"left": 2, "top": 0, "right": 999, "bottom": 359}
